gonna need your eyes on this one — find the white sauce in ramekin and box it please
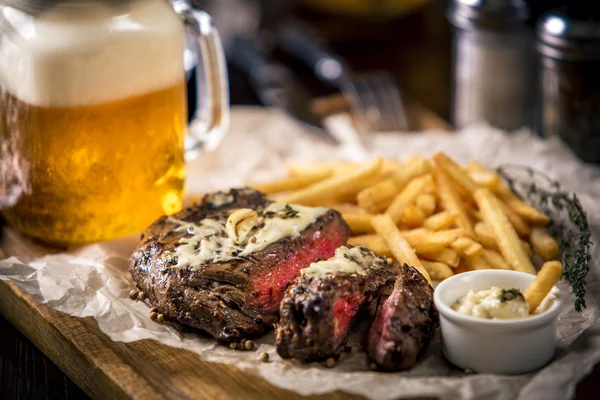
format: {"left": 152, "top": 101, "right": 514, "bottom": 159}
{"left": 452, "top": 287, "right": 530, "bottom": 320}
{"left": 451, "top": 286, "right": 560, "bottom": 320}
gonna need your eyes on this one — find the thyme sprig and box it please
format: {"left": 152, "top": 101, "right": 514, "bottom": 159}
{"left": 497, "top": 165, "right": 592, "bottom": 312}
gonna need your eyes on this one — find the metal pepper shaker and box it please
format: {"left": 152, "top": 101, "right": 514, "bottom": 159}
{"left": 448, "top": 0, "right": 536, "bottom": 131}
{"left": 536, "top": 9, "right": 600, "bottom": 163}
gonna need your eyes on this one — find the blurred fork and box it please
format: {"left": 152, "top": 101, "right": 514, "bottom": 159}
{"left": 278, "top": 21, "right": 409, "bottom": 133}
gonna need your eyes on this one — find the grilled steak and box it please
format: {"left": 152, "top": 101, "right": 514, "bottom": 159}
{"left": 129, "top": 188, "right": 349, "bottom": 342}
{"left": 276, "top": 246, "right": 398, "bottom": 361}
{"left": 367, "top": 264, "right": 438, "bottom": 371}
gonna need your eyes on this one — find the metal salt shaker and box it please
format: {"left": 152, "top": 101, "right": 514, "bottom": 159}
{"left": 536, "top": 9, "right": 600, "bottom": 163}
{"left": 448, "top": 0, "right": 536, "bottom": 131}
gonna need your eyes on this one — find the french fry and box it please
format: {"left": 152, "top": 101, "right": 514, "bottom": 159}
{"left": 371, "top": 214, "right": 431, "bottom": 284}
{"left": 465, "top": 203, "right": 483, "bottom": 222}
{"left": 419, "top": 248, "right": 460, "bottom": 268}
{"left": 401, "top": 205, "right": 426, "bottom": 228}
{"left": 505, "top": 197, "right": 551, "bottom": 225}
{"left": 328, "top": 203, "right": 369, "bottom": 214}
{"left": 455, "top": 163, "right": 515, "bottom": 217}
{"left": 433, "top": 165, "right": 475, "bottom": 237}
{"left": 451, "top": 236, "right": 484, "bottom": 257}
{"left": 423, "top": 211, "right": 458, "bottom": 231}
{"left": 334, "top": 171, "right": 387, "bottom": 203}
{"left": 481, "top": 249, "right": 512, "bottom": 270}
{"left": 498, "top": 200, "right": 531, "bottom": 237}
{"left": 251, "top": 170, "right": 332, "bottom": 194}
{"left": 421, "top": 260, "right": 454, "bottom": 280}
{"left": 475, "top": 221, "right": 533, "bottom": 255}
{"left": 464, "top": 254, "right": 494, "bottom": 271}
{"left": 469, "top": 170, "right": 501, "bottom": 190}
{"left": 350, "top": 229, "right": 463, "bottom": 257}
{"left": 401, "top": 228, "right": 465, "bottom": 253}
{"left": 424, "top": 179, "right": 437, "bottom": 194}
{"left": 522, "top": 240, "right": 533, "bottom": 258}
{"left": 342, "top": 213, "right": 375, "bottom": 234}
{"left": 474, "top": 189, "right": 536, "bottom": 274}
{"left": 356, "top": 157, "right": 430, "bottom": 213}
{"left": 357, "top": 178, "right": 398, "bottom": 213}
{"left": 448, "top": 175, "right": 471, "bottom": 201}
{"left": 466, "top": 161, "right": 487, "bottom": 173}
{"left": 433, "top": 152, "right": 479, "bottom": 195}
{"left": 391, "top": 157, "right": 430, "bottom": 186}
{"left": 284, "top": 158, "right": 383, "bottom": 206}
{"left": 524, "top": 261, "right": 563, "bottom": 313}
{"left": 385, "top": 174, "right": 433, "bottom": 224}
{"left": 416, "top": 193, "right": 436, "bottom": 217}
{"left": 474, "top": 221, "right": 499, "bottom": 250}
{"left": 530, "top": 227, "right": 560, "bottom": 260}
{"left": 380, "top": 159, "right": 405, "bottom": 176}
{"left": 496, "top": 183, "right": 551, "bottom": 225}
{"left": 348, "top": 235, "right": 392, "bottom": 258}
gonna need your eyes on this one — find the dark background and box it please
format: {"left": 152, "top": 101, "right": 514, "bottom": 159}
{"left": 218, "top": 0, "right": 454, "bottom": 118}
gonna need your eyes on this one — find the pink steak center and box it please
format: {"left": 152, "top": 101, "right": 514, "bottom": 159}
{"left": 249, "top": 220, "right": 347, "bottom": 313}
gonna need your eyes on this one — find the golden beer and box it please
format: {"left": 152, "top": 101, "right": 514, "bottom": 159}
{"left": 0, "top": 0, "right": 222, "bottom": 244}
{"left": 0, "top": 83, "right": 187, "bottom": 244}
{"left": 0, "top": 0, "right": 228, "bottom": 244}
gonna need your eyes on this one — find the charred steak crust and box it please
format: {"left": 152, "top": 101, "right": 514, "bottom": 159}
{"left": 367, "top": 264, "right": 439, "bottom": 371}
{"left": 129, "top": 188, "right": 350, "bottom": 342}
{"left": 276, "top": 247, "right": 398, "bottom": 362}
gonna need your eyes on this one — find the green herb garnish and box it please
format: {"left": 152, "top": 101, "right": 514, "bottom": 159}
{"left": 497, "top": 165, "right": 592, "bottom": 312}
{"left": 281, "top": 204, "right": 300, "bottom": 219}
{"left": 499, "top": 288, "right": 524, "bottom": 302}
{"left": 259, "top": 204, "right": 299, "bottom": 220}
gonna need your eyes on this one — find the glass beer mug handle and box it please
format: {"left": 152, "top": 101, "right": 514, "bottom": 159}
{"left": 173, "top": 1, "right": 229, "bottom": 160}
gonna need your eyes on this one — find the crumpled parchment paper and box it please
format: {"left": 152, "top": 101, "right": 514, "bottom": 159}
{"left": 1, "top": 107, "right": 600, "bottom": 400}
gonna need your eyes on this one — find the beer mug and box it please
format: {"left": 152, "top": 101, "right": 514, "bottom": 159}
{"left": 0, "top": 0, "right": 228, "bottom": 244}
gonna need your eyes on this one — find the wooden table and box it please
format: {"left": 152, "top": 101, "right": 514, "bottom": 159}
{"left": 1, "top": 1, "right": 599, "bottom": 399}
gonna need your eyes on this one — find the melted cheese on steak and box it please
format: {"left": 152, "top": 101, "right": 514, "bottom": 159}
{"left": 164, "top": 202, "right": 328, "bottom": 271}
{"left": 301, "top": 246, "right": 386, "bottom": 278}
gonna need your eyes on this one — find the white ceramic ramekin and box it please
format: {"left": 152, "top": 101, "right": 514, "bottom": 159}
{"left": 433, "top": 270, "right": 563, "bottom": 374}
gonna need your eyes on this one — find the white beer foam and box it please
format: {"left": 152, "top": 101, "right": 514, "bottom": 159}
{"left": 0, "top": 0, "right": 185, "bottom": 107}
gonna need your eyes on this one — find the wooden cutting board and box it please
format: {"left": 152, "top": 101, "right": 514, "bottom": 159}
{"left": 0, "top": 280, "right": 362, "bottom": 400}
{"left": 0, "top": 107, "right": 448, "bottom": 400}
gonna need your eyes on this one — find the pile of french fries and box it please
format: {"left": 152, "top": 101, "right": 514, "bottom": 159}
{"left": 252, "top": 153, "right": 561, "bottom": 283}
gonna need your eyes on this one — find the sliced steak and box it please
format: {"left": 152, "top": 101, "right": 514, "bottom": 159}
{"left": 367, "top": 264, "right": 438, "bottom": 371}
{"left": 129, "top": 188, "right": 349, "bottom": 342}
{"left": 276, "top": 246, "right": 398, "bottom": 362}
